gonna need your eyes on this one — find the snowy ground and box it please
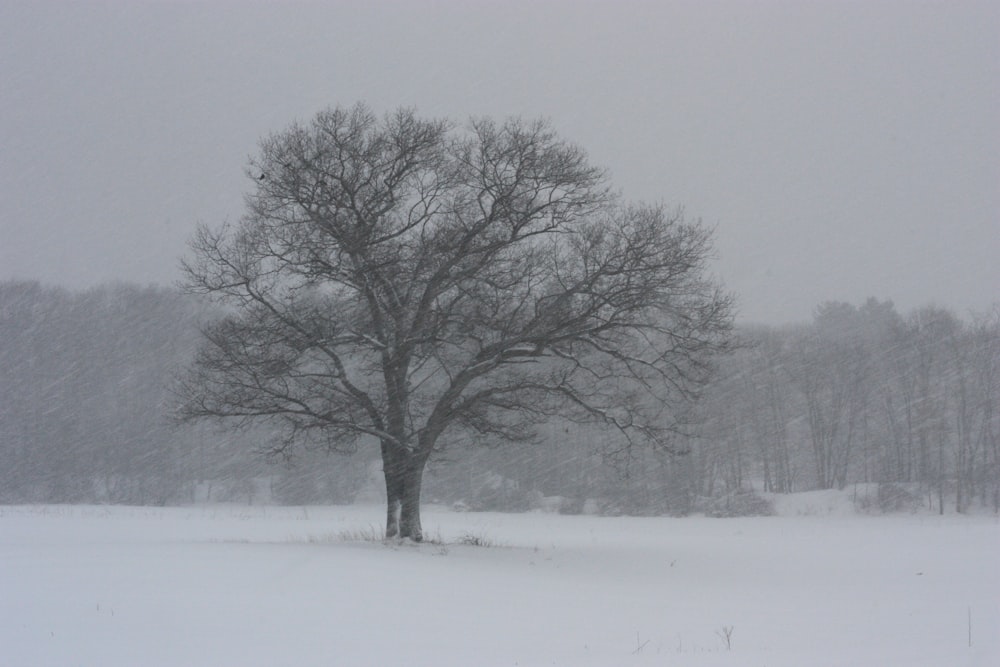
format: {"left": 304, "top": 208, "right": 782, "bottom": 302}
{"left": 2, "top": 496, "right": 998, "bottom": 666}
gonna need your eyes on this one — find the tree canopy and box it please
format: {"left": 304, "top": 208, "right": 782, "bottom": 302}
{"left": 179, "top": 103, "right": 733, "bottom": 539}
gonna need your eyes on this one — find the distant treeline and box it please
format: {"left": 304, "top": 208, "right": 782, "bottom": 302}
{"left": 1, "top": 282, "right": 997, "bottom": 513}
{"left": 694, "top": 300, "right": 999, "bottom": 514}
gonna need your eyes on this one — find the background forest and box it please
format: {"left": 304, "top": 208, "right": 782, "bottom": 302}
{"left": 2, "top": 280, "right": 997, "bottom": 514}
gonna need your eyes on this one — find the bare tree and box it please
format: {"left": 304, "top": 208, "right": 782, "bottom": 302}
{"left": 787, "top": 303, "right": 873, "bottom": 490}
{"left": 178, "top": 104, "right": 733, "bottom": 539}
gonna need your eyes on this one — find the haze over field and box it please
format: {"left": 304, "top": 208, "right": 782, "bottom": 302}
{"left": 1, "top": 0, "right": 997, "bottom": 532}
{"left": 2, "top": 0, "right": 997, "bottom": 324}
{"left": 2, "top": 5, "right": 998, "bottom": 665}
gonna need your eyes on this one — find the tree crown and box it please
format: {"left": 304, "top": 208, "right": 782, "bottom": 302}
{"left": 179, "top": 103, "right": 733, "bottom": 459}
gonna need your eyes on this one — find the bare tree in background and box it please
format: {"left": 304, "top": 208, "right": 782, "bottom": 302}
{"left": 177, "top": 104, "right": 733, "bottom": 540}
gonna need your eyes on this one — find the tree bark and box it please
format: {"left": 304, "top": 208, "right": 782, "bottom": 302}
{"left": 382, "top": 445, "right": 426, "bottom": 541}
{"left": 398, "top": 461, "right": 424, "bottom": 541}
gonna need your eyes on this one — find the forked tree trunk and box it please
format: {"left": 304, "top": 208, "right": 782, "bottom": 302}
{"left": 383, "top": 447, "right": 426, "bottom": 541}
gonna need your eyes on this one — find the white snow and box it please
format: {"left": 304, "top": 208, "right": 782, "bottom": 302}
{"left": 2, "top": 501, "right": 997, "bottom": 666}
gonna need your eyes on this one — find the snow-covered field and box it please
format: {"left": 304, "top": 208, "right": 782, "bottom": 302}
{"left": 2, "top": 496, "right": 998, "bottom": 666}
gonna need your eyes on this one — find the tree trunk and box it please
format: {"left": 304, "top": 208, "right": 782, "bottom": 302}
{"left": 382, "top": 447, "right": 426, "bottom": 542}
{"left": 399, "top": 462, "right": 424, "bottom": 540}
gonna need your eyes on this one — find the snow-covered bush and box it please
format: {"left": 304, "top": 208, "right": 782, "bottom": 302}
{"left": 856, "top": 482, "right": 922, "bottom": 514}
{"left": 696, "top": 489, "right": 774, "bottom": 517}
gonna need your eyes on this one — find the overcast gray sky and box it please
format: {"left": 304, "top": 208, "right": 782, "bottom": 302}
{"left": 2, "top": 0, "right": 997, "bottom": 324}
